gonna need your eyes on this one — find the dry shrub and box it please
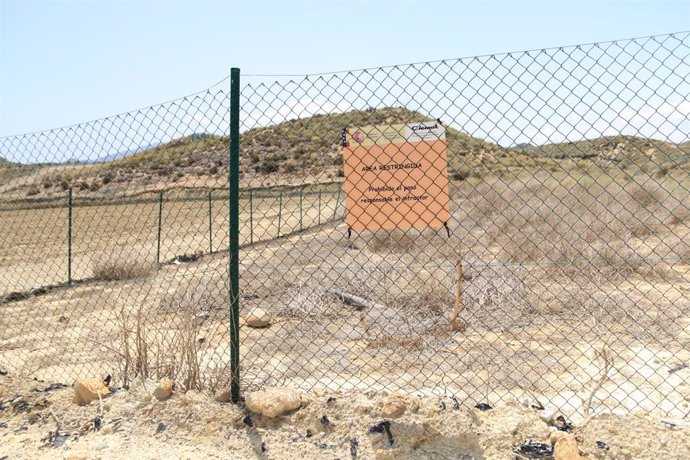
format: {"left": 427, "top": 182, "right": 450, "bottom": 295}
{"left": 114, "top": 302, "right": 203, "bottom": 390}
{"left": 92, "top": 259, "right": 154, "bottom": 282}
{"left": 368, "top": 334, "right": 424, "bottom": 350}
{"left": 367, "top": 230, "right": 417, "bottom": 253}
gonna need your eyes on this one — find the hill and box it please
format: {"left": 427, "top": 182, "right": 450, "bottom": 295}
{"left": 0, "top": 107, "right": 688, "bottom": 199}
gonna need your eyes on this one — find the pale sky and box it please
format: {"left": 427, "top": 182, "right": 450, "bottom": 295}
{"left": 1, "top": 0, "right": 688, "bottom": 137}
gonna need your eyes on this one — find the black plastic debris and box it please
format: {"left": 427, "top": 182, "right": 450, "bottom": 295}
{"left": 513, "top": 440, "right": 554, "bottom": 459}
{"left": 326, "top": 396, "right": 337, "bottom": 405}
{"left": 452, "top": 396, "right": 461, "bottom": 410}
{"left": 261, "top": 441, "right": 267, "bottom": 452}
{"left": 320, "top": 415, "right": 332, "bottom": 427}
{"left": 36, "top": 383, "right": 67, "bottom": 393}
{"left": 155, "top": 422, "right": 166, "bottom": 434}
{"left": 668, "top": 363, "right": 688, "bottom": 374}
{"left": 43, "top": 430, "right": 69, "bottom": 448}
{"left": 474, "top": 403, "right": 492, "bottom": 411}
{"left": 0, "top": 369, "right": 7, "bottom": 376}
{"left": 305, "top": 429, "right": 313, "bottom": 438}
{"left": 103, "top": 375, "right": 112, "bottom": 386}
{"left": 12, "top": 398, "right": 29, "bottom": 413}
{"left": 368, "top": 421, "right": 394, "bottom": 446}
{"left": 555, "top": 415, "right": 574, "bottom": 433}
{"left": 438, "top": 401, "right": 446, "bottom": 411}
{"left": 242, "top": 414, "right": 253, "bottom": 427}
{"left": 350, "top": 437, "right": 359, "bottom": 459}
{"left": 173, "top": 253, "right": 201, "bottom": 263}
{"left": 93, "top": 416, "right": 102, "bottom": 431}
{"left": 596, "top": 440, "right": 609, "bottom": 450}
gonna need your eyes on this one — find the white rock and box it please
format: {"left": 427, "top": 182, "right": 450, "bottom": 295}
{"left": 245, "top": 387, "right": 302, "bottom": 418}
{"left": 539, "top": 406, "right": 558, "bottom": 424}
{"left": 245, "top": 308, "right": 271, "bottom": 328}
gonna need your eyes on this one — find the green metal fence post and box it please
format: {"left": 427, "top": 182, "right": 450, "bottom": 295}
{"left": 318, "top": 189, "right": 322, "bottom": 225}
{"left": 299, "top": 188, "right": 303, "bottom": 232}
{"left": 156, "top": 191, "right": 164, "bottom": 264}
{"left": 277, "top": 191, "right": 283, "bottom": 238}
{"left": 67, "top": 187, "right": 73, "bottom": 286}
{"left": 208, "top": 191, "right": 213, "bottom": 253}
{"left": 334, "top": 185, "right": 341, "bottom": 220}
{"left": 229, "top": 67, "right": 241, "bottom": 402}
{"left": 249, "top": 189, "right": 254, "bottom": 245}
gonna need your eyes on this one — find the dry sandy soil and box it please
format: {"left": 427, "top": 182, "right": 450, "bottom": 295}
{"left": 1, "top": 170, "right": 690, "bottom": 458}
{"left": 1, "top": 372, "right": 689, "bottom": 460}
{"left": 0, "top": 188, "right": 342, "bottom": 295}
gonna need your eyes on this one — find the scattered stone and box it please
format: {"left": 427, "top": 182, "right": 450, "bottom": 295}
{"left": 326, "top": 396, "right": 337, "bottom": 405}
{"left": 245, "top": 307, "right": 271, "bottom": 328}
{"left": 438, "top": 401, "right": 446, "bottom": 411}
{"left": 554, "top": 434, "right": 582, "bottom": 460}
{"left": 215, "top": 388, "right": 232, "bottom": 403}
{"left": 153, "top": 378, "right": 173, "bottom": 401}
{"left": 244, "top": 387, "right": 302, "bottom": 418}
{"left": 0, "top": 422, "right": 7, "bottom": 428}
{"left": 549, "top": 430, "right": 570, "bottom": 445}
{"left": 382, "top": 395, "right": 407, "bottom": 418}
{"left": 320, "top": 415, "right": 332, "bottom": 427}
{"left": 242, "top": 414, "right": 253, "bottom": 427}
{"left": 27, "top": 413, "right": 41, "bottom": 424}
{"left": 93, "top": 416, "right": 102, "bottom": 431}
{"left": 73, "top": 378, "right": 109, "bottom": 406}
{"left": 0, "top": 369, "right": 8, "bottom": 376}
{"left": 155, "top": 422, "right": 166, "bottom": 434}
{"left": 539, "top": 406, "right": 558, "bottom": 424}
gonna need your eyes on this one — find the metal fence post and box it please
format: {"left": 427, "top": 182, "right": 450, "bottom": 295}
{"left": 249, "top": 189, "right": 254, "bottom": 245}
{"left": 229, "top": 67, "right": 241, "bottom": 402}
{"left": 277, "top": 191, "right": 283, "bottom": 238}
{"left": 208, "top": 191, "right": 213, "bottom": 253}
{"left": 67, "top": 187, "right": 73, "bottom": 286}
{"left": 156, "top": 191, "right": 163, "bottom": 264}
{"left": 334, "top": 185, "right": 341, "bottom": 220}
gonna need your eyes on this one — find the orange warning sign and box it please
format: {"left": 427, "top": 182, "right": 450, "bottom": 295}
{"left": 342, "top": 122, "right": 450, "bottom": 231}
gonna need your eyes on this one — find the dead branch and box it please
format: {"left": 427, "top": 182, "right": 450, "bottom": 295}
{"left": 450, "top": 260, "right": 466, "bottom": 332}
{"left": 581, "top": 345, "right": 613, "bottom": 428}
{"left": 328, "top": 289, "right": 384, "bottom": 310}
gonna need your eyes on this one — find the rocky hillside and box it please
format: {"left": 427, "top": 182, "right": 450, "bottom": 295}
{"left": 0, "top": 108, "right": 688, "bottom": 199}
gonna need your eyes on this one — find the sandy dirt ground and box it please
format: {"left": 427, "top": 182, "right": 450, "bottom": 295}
{"left": 2, "top": 172, "right": 690, "bottom": 459}
{"left": 1, "top": 372, "right": 689, "bottom": 460}
{"left": 0, "top": 190, "right": 342, "bottom": 295}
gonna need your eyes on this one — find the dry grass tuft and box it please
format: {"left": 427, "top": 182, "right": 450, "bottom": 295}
{"left": 92, "top": 259, "right": 154, "bottom": 282}
{"left": 114, "top": 302, "right": 203, "bottom": 391}
{"left": 368, "top": 334, "right": 424, "bottom": 350}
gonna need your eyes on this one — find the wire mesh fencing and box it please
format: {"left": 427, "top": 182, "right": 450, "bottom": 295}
{"left": 1, "top": 32, "right": 690, "bottom": 420}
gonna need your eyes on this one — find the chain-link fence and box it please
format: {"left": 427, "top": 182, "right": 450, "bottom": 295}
{"left": 1, "top": 32, "right": 689, "bottom": 419}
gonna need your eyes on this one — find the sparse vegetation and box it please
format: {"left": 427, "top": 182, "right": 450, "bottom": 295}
{"left": 92, "top": 260, "right": 155, "bottom": 282}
